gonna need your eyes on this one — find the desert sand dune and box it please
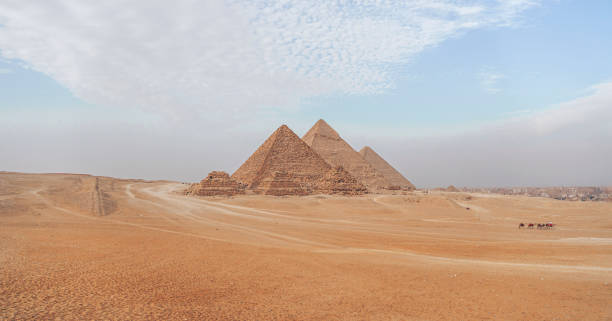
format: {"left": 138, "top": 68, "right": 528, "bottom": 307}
{"left": 1, "top": 172, "right": 611, "bottom": 320}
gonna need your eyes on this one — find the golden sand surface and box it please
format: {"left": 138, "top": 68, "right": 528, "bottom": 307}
{"left": 1, "top": 172, "right": 611, "bottom": 320}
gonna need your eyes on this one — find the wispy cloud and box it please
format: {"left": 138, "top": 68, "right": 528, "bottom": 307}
{"left": 363, "top": 81, "right": 612, "bottom": 187}
{"left": 0, "top": 0, "right": 539, "bottom": 115}
{"left": 479, "top": 67, "right": 506, "bottom": 93}
{"left": 0, "top": 67, "right": 12, "bottom": 74}
{"left": 501, "top": 81, "right": 612, "bottom": 134}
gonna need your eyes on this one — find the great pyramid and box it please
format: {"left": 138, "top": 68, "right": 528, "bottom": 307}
{"left": 253, "top": 171, "right": 308, "bottom": 196}
{"left": 359, "top": 146, "right": 415, "bottom": 190}
{"left": 232, "top": 125, "right": 366, "bottom": 196}
{"left": 302, "top": 119, "right": 390, "bottom": 190}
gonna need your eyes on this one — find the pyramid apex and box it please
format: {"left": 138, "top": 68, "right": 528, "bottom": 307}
{"left": 273, "top": 124, "right": 294, "bottom": 135}
{"left": 358, "top": 146, "right": 375, "bottom": 157}
{"left": 314, "top": 118, "right": 332, "bottom": 129}
{"left": 266, "top": 124, "right": 300, "bottom": 144}
{"left": 303, "top": 118, "right": 340, "bottom": 143}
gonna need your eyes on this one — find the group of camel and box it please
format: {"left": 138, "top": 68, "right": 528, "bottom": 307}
{"left": 518, "top": 223, "right": 555, "bottom": 230}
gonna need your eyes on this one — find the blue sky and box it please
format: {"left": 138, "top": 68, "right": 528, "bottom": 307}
{"left": 1, "top": 0, "right": 611, "bottom": 186}
{"left": 290, "top": 0, "right": 612, "bottom": 130}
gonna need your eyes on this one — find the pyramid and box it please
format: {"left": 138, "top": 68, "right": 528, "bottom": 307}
{"left": 232, "top": 125, "right": 366, "bottom": 196}
{"left": 359, "top": 146, "right": 415, "bottom": 190}
{"left": 186, "top": 171, "right": 245, "bottom": 196}
{"left": 302, "top": 119, "right": 390, "bottom": 190}
{"left": 254, "top": 171, "right": 309, "bottom": 196}
{"left": 446, "top": 185, "right": 459, "bottom": 192}
{"left": 318, "top": 166, "right": 368, "bottom": 195}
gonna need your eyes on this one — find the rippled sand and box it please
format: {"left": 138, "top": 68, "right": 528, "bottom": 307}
{"left": 1, "top": 172, "right": 611, "bottom": 320}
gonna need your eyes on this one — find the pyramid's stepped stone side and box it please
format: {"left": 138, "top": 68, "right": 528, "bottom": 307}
{"left": 251, "top": 168, "right": 366, "bottom": 196}
{"left": 302, "top": 119, "right": 391, "bottom": 190}
{"left": 186, "top": 171, "right": 245, "bottom": 196}
{"left": 232, "top": 125, "right": 365, "bottom": 196}
{"left": 318, "top": 166, "right": 367, "bottom": 195}
{"left": 255, "top": 171, "right": 309, "bottom": 196}
{"left": 230, "top": 127, "right": 279, "bottom": 187}
{"left": 359, "top": 146, "right": 415, "bottom": 190}
{"left": 232, "top": 125, "right": 332, "bottom": 190}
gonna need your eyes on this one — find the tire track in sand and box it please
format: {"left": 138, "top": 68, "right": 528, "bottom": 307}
{"left": 129, "top": 183, "right": 335, "bottom": 249}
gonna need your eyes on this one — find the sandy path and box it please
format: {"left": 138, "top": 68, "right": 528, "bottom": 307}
{"left": 124, "top": 183, "right": 337, "bottom": 249}
{"left": 125, "top": 183, "right": 135, "bottom": 199}
{"left": 33, "top": 188, "right": 232, "bottom": 243}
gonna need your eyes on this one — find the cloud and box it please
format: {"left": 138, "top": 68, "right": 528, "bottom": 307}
{"left": 0, "top": 0, "right": 539, "bottom": 115}
{"left": 0, "top": 67, "right": 12, "bottom": 74}
{"left": 491, "top": 82, "right": 612, "bottom": 134}
{"left": 353, "top": 81, "right": 612, "bottom": 187}
{"left": 479, "top": 68, "right": 505, "bottom": 93}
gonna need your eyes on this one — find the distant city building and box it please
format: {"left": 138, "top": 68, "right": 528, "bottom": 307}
{"left": 457, "top": 186, "right": 611, "bottom": 202}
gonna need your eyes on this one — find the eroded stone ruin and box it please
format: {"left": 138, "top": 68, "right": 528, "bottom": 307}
{"left": 317, "top": 166, "right": 368, "bottom": 195}
{"left": 185, "top": 171, "right": 245, "bottom": 196}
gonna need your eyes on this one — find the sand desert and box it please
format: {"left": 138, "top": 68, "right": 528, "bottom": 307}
{"left": 1, "top": 171, "right": 611, "bottom": 320}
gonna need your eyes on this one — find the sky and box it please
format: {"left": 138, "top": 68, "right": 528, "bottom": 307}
{"left": 0, "top": 0, "right": 611, "bottom": 188}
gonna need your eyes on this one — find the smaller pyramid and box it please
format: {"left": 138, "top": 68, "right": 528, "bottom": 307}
{"left": 318, "top": 166, "right": 368, "bottom": 195}
{"left": 302, "top": 119, "right": 390, "bottom": 190}
{"left": 186, "top": 171, "right": 245, "bottom": 196}
{"left": 359, "top": 146, "right": 415, "bottom": 190}
{"left": 232, "top": 124, "right": 366, "bottom": 196}
{"left": 446, "top": 185, "right": 459, "bottom": 192}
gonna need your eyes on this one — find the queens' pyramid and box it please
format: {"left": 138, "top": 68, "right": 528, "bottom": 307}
{"left": 302, "top": 119, "right": 390, "bottom": 190}
{"left": 232, "top": 124, "right": 366, "bottom": 195}
{"left": 359, "top": 146, "right": 415, "bottom": 190}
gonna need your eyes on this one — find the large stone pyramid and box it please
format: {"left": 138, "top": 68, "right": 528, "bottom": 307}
{"left": 232, "top": 125, "right": 366, "bottom": 195}
{"left": 359, "top": 146, "right": 415, "bottom": 190}
{"left": 302, "top": 119, "right": 390, "bottom": 190}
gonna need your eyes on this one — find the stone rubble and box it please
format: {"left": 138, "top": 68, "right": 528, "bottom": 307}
{"left": 185, "top": 171, "right": 246, "bottom": 196}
